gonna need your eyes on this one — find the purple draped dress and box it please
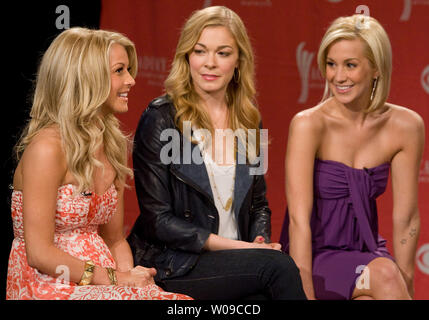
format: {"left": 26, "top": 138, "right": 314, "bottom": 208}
{"left": 279, "top": 158, "right": 394, "bottom": 299}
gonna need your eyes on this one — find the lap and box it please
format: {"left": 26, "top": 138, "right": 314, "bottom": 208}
{"left": 189, "top": 249, "right": 294, "bottom": 274}
{"left": 158, "top": 249, "right": 296, "bottom": 299}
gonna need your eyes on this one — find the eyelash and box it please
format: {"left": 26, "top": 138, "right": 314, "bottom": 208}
{"left": 326, "top": 62, "right": 357, "bottom": 68}
{"left": 115, "top": 67, "right": 132, "bottom": 73}
{"left": 193, "top": 49, "right": 231, "bottom": 57}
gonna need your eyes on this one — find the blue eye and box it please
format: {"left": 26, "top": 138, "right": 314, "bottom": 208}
{"left": 115, "top": 67, "right": 124, "bottom": 73}
{"left": 347, "top": 63, "right": 357, "bottom": 68}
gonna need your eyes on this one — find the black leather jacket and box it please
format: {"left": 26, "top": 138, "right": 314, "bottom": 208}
{"left": 127, "top": 95, "right": 272, "bottom": 281}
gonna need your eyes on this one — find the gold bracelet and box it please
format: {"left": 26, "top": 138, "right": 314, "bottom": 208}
{"left": 78, "top": 260, "right": 95, "bottom": 286}
{"left": 106, "top": 267, "right": 118, "bottom": 285}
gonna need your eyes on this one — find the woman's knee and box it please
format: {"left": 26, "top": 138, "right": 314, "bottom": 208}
{"left": 265, "top": 251, "right": 301, "bottom": 279}
{"left": 354, "top": 257, "right": 410, "bottom": 299}
{"left": 367, "top": 258, "right": 404, "bottom": 288}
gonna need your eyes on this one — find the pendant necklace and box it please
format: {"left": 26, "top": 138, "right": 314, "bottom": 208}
{"left": 205, "top": 154, "right": 235, "bottom": 212}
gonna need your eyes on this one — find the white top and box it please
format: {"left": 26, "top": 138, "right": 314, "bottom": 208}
{"left": 203, "top": 154, "right": 238, "bottom": 240}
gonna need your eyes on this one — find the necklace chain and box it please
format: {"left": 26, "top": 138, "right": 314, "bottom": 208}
{"left": 205, "top": 158, "right": 235, "bottom": 212}
{"left": 195, "top": 128, "right": 236, "bottom": 212}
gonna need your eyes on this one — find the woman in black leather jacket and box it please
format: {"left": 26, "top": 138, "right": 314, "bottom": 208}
{"left": 127, "top": 6, "right": 306, "bottom": 300}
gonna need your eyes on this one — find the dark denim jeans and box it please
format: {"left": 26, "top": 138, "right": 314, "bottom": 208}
{"left": 157, "top": 249, "right": 307, "bottom": 300}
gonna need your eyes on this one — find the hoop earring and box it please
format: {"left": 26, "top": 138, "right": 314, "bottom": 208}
{"left": 370, "top": 77, "right": 378, "bottom": 101}
{"left": 233, "top": 68, "right": 240, "bottom": 84}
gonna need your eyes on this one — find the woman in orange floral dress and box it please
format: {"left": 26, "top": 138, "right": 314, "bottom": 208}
{"left": 6, "top": 27, "right": 191, "bottom": 300}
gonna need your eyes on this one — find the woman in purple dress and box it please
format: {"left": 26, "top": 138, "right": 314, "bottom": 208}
{"left": 279, "top": 14, "right": 424, "bottom": 300}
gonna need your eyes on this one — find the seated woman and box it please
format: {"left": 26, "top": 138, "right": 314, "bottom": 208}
{"left": 127, "top": 6, "right": 306, "bottom": 300}
{"left": 279, "top": 14, "right": 424, "bottom": 300}
{"left": 6, "top": 27, "right": 191, "bottom": 300}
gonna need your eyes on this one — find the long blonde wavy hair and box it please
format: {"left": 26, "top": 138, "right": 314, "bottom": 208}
{"left": 164, "top": 6, "right": 261, "bottom": 161}
{"left": 15, "top": 27, "right": 137, "bottom": 193}
{"left": 317, "top": 14, "right": 392, "bottom": 113}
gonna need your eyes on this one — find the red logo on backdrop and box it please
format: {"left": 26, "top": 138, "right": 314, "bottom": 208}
{"left": 421, "top": 65, "right": 429, "bottom": 94}
{"left": 400, "top": 0, "right": 429, "bottom": 21}
{"left": 138, "top": 56, "right": 168, "bottom": 87}
{"left": 417, "top": 243, "right": 429, "bottom": 275}
{"left": 296, "top": 42, "right": 324, "bottom": 104}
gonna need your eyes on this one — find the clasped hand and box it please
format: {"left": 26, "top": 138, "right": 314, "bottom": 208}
{"left": 116, "top": 266, "right": 157, "bottom": 288}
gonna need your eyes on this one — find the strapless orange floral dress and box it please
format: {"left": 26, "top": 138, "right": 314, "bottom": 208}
{"left": 6, "top": 184, "right": 192, "bottom": 300}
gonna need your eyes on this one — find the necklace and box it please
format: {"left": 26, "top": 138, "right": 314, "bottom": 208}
{"left": 205, "top": 155, "right": 236, "bottom": 212}
{"left": 194, "top": 127, "right": 236, "bottom": 212}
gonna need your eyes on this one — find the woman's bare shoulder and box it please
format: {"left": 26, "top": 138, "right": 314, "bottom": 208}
{"left": 15, "top": 126, "right": 67, "bottom": 188}
{"left": 386, "top": 103, "right": 425, "bottom": 132}
{"left": 289, "top": 102, "right": 326, "bottom": 135}
{"left": 24, "top": 126, "right": 63, "bottom": 156}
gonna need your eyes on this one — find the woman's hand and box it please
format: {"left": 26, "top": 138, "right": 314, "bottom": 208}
{"left": 251, "top": 241, "right": 282, "bottom": 251}
{"left": 253, "top": 236, "right": 282, "bottom": 251}
{"left": 116, "top": 266, "right": 157, "bottom": 288}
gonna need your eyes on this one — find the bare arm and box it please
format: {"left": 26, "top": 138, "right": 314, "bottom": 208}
{"left": 98, "top": 182, "right": 134, "bottom": 272}
{"left": 22, "top": 135, "right": 112, "bottom": 285}
{"left": 97, "top": 182, "right": 157, "bottom": 286}
{"left": 203, "top": 233, "right": 281, "bottom": 251}
{"left": 22, "top": 133, "right": 156, "bottom": 287}
{"left": 285, "top": 112, "right": 321, "bottom": 300}
{"left": 390, "top": 111, "right": 425, "bottom": 298}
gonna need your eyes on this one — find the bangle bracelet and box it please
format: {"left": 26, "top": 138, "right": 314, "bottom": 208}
{"left": 78, "top": 260, "right": 95, "bottom": 286}
{"left": 106, "top": 267, "right": 118, "bottom": 285}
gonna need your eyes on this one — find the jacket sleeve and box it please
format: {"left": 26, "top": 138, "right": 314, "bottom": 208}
{"left": 248, "top": 173, "right": 272, "bottom": 242}
{"left": 248, "top": 121, "right": 272, "bottom": 242}
{"left": 132, "top": 103, "right": 210, "bottom": 253}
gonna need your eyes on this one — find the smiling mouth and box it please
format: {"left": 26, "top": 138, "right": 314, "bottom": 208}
{"left": 335, "top": 84, "right": 354, "bottom": 93}
{"left": 118, "top": 92, "right": 129, "bottom": 100}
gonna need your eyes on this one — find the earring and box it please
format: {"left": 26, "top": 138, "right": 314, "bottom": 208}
{"left": 370, "top": 77, "right": 378, "bottom": 101}
{"left": 233, "top": 68, "right": 240, "bottom": 83}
